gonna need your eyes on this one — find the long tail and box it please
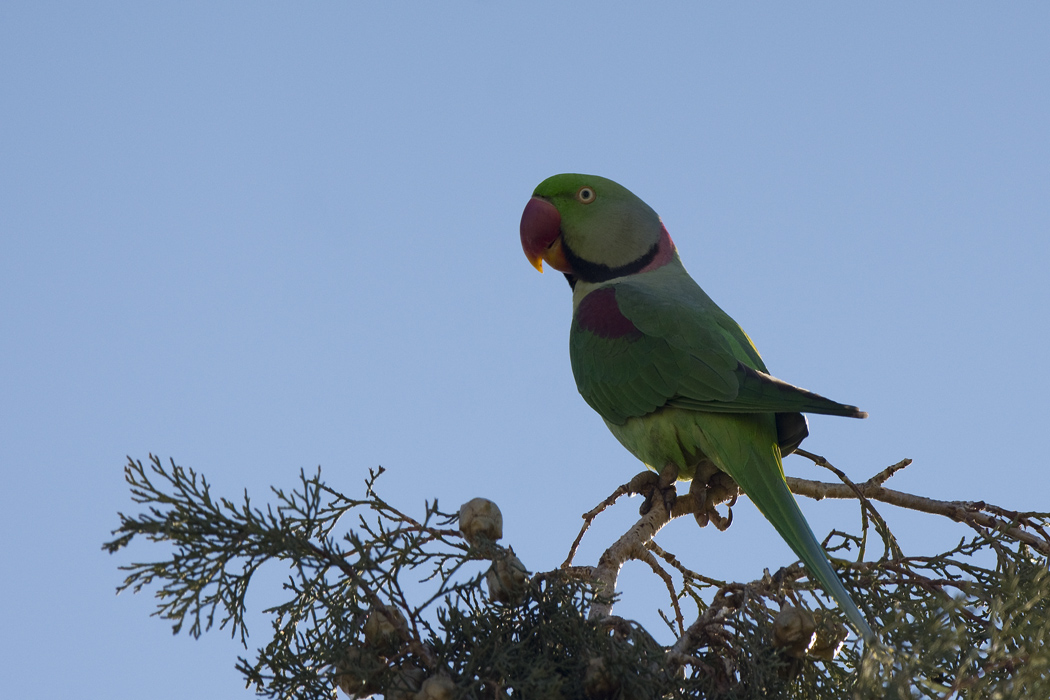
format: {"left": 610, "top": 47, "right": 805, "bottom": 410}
{"left": 698, "top": 414, "right": 876, "bottom": 643}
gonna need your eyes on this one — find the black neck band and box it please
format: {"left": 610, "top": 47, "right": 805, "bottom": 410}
{"left": 562, "top": 239, "right": 659, "bottom": 284}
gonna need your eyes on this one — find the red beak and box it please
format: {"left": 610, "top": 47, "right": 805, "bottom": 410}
{"left": 519, "top": 197, "right": 571, "bottom": 273}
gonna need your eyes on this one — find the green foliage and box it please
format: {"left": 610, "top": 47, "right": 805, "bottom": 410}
{"left": 106, "top": 456, "right": 1050, "bottom": 699}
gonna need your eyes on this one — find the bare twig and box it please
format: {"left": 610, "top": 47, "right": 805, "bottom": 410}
{"left": 562, "top": 482, "right": 634, "bottom": 568}
{"left": 637, "top": 549, "right": 686, "bottom": 635}
{"left": 785, "top": 460, "right": 1050, "bottom": 556}
{"left": 796, "top": 450, "right": 904, "bottom": 561}
{"left": 867, "top": 459, "right": 913, "bottom": 486}
{"left": 667, "top": 598, "right": 732, "bottom": 667}
{"left": 646, "top": 540, "right": 727, "bottom": 589}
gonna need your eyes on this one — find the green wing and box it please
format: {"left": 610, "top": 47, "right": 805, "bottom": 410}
{"left": 569, "top": 265, "right": 866, "bottom": 426}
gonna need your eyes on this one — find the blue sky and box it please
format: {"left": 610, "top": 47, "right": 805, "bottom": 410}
{"left": 2, "top": 3, "right": 1048, "bottom": 697}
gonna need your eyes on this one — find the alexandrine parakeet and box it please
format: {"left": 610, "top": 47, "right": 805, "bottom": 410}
{"left": 519, "top": 173, "right": 875, "bottom": 643}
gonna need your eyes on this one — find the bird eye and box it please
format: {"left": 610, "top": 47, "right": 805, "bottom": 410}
{"left": 576, "top": 186, "right": 596, "bottom": 204}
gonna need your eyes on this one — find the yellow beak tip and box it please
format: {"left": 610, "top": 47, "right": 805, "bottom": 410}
{"left": 529, "top": 257, "right": 544, "bottom": 273}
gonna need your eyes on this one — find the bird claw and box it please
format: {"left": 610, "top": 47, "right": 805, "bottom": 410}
{"left": 689, "top": 469, "right": 739, "bottom": 531}
{"left": 657, "top": 464, "right": 679, "bottom": 490}
{"left": 711, "top": 505, "right": 733, "bottom": 531}
{"left": 630, "top": 465, "right": 679, "bottom": 515}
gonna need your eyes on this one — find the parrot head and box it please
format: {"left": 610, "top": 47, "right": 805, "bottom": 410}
{"left": 520, "top": 174, "right": 675, "bottom": 284}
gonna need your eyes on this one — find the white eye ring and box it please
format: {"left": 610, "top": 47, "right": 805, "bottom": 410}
{"left": 576, "top": 186, "right": 596, "bottom": 204}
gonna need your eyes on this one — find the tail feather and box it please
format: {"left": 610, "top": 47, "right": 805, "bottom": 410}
{"left": 736, "top": 447, "right": 876, "bottom": 643}
{"left": 698, "top": 415, "right": 876, "bottom": 643}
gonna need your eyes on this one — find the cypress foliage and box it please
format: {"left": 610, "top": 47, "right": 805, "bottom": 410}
{"left": 106, "top": 455, "right": 1050, "bottom": 699}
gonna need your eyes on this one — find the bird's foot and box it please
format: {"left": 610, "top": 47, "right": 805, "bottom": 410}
{"left": 629, "top": 464, "right": 679, "bottom": 516}
{"left": 689, "top": 471, "right": 739, "bottom": 532}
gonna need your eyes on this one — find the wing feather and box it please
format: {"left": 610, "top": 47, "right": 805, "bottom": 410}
{"left": 569, "top": 266, "right": 866, "bottom": 429}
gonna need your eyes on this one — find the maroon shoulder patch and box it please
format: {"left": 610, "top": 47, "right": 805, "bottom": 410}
{"left": 575, "top": 287, "right": 641, "bottom": 339}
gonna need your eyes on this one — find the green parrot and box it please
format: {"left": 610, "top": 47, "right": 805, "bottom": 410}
{"left": 519, "top": 173, "right": 875, "bottom": 643}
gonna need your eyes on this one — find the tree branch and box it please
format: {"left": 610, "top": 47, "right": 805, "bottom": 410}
{"left": 589, "top": 496, "right": 673, "bottom": 620}
{"left": 785, "top": 458, "right": 1050, "bottom": 556}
